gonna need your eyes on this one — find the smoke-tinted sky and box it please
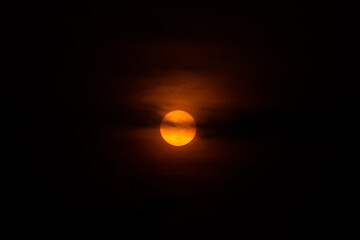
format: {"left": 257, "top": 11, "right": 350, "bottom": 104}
{"left": 7, "top": 2, "right": 353, "bottom": 240}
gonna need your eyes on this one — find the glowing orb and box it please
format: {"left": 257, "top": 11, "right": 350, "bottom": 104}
{"left": 160, "top": 110, "right": 196, "bottom": 146}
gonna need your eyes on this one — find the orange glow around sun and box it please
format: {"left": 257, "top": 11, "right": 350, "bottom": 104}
{"left": 160, "top": 110, "right": 196, "bottom": 146}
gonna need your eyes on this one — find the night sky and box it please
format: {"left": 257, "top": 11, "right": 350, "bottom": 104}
{"left": 6, "top": 2, "right": 354, "bottom": 239}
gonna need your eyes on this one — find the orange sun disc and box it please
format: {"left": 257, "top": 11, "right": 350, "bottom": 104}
{"left": 160, "top": 110, "right": 196, "bottom": 146}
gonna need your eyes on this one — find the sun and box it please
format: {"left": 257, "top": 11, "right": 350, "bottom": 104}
{"left": 160, "top": 110, "right": 196, "bottom": 146}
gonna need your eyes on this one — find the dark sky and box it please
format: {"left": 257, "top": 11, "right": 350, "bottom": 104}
{"left": 6, "top": 2, "right": 354, "bottom": 240}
